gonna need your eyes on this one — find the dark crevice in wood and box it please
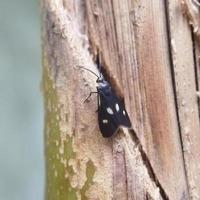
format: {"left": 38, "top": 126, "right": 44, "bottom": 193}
{"left": 163, "top": 0, "right": 183, "bottom": 144}
{"left": 93, "top": 25, "right": 168, "bottom": 200}
{"left": 163, "top": 0, "right": 190, "bottom": 193}
{"left": 164, "top": 0, "right": 189, "bottom": 196}
{"left": 85, "top": 1, "right": 126, "bottom": 98}
{"left": 129, "top": 129, "right": 169, "bottom": 200}
{"left": 110, "top": 0, "right": 124, "bottom": 89}
{"left": 84, "top": 2, "right": 180, "bottom": 198}
{"left": 191, "top": 30, "right": 200, "bottom": 119}
{"left": 94, "top": 51, "right": 124, "bottom": 100}
{"left": 145, "top": 192, "right": 154, "bottom": 200}
{"left": 191, "top": 30, "right": 199, "bottom": 91}
{"left": 94, "top": 49, "right": 168, "bottom": 198}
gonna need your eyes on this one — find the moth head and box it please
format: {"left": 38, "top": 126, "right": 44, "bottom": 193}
{"left": 96, "top": 76, "right": 104, "bottom": 83}
{"left": 97, "top": 80, "right": 111, "bottom": 95}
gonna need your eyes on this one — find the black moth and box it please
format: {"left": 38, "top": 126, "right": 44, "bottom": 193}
{"left": 79, "top": 60, "right": 131, "bottom": 137}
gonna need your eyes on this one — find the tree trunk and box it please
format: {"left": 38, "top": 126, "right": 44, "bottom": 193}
{"left": 41, "top": 0, "right": 200, "bottom": 199}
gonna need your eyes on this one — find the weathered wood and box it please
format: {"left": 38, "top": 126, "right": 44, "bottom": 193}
{"left": 127, "top": 1, "right": 189, "bottom": 199}
{"left": 41, "top": 0, "right": 200, "bottom": 199}
{"left": 41, "top": 0, "right": 169, "bottom": 199}
{"left": 85, "top": 0, "right": 190, "bottom": 199}
{"left": 181, "top": 0, "right": 200, "bottom": 42}
{"left": 167, "top": 1, "right": 200, "bottom": 199}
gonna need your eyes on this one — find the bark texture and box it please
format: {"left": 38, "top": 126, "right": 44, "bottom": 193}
{"left": 41, "top": 0, "right": 200, "bottom": 199}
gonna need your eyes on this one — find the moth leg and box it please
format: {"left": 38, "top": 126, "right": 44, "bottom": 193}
{"left": 84, "top": 91, "right": 98, "bottom": 103}
{"left": 96, "top": 93, "right": 100, "bottom": 112}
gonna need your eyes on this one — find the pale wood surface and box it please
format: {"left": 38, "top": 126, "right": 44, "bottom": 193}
{"left": 167, "top": 1, "right": 200, "bottom": 199}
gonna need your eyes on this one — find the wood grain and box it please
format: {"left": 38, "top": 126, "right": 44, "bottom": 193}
{"left": 84, "top": 0, "right": 190, "bottom": 199}
{"left": 41, "top": 0, "right": 200, "bottom": 199}
{"left": 167, "top": 1, "right": 200, "bottom": 199}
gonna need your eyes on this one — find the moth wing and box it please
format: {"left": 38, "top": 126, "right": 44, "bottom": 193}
{"left": 114, "top": 99, "right": 131, "bottom": 128}
{"left": 102, "top": 90, "right": 132, "bottom": 128}
{"left": 98, "top": 94, "right": 119, "bottom": 137}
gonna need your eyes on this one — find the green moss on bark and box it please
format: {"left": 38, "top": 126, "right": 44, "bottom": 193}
{"left": 43, "top": 57, "right": 95, "bottom": 199}
{"left": 43, "top": 63, "right": 77, "bottom": 200}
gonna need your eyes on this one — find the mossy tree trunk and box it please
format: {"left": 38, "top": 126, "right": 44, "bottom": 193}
{"left": 41, "top": 0, "right": 200, "bottom": 199}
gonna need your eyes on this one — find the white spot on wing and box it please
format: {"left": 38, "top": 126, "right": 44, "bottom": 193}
{"left": 102, "top": 119, "right": 108, "bottom": 124}
{"left": 115, "top": 103, "right": 120, "bottom": 112}
{"left": 123, "top": 110, "right": 126, "bottom": 116}
{"left": 107, "top": 107, "right": 114, "bottom": 115}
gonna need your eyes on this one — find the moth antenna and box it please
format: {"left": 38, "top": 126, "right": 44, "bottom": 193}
{"left": 77, "top": 65, "right": 100, "bottom": 79}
